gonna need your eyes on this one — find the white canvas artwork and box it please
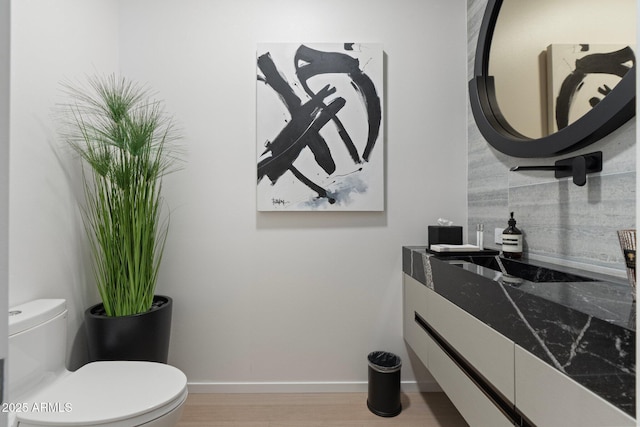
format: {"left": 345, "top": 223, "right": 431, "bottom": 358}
{"left": 547, "top": 44, "right": 635, "bottom": 134}
{"left": 256, "top": 43, "right": 384, "bottom": 211}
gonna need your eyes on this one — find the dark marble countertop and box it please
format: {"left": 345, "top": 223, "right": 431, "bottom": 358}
{"left": 402, "top": 246, "right": 636, "bottom": 418}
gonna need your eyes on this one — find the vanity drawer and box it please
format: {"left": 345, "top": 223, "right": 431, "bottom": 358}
{"left": 402, "top": 274, "right": 429, "bottom": 364}
{"left": 427, "top": 329, "right": 514, "bottom": 427}
{"left": 515, "top": 345, "right": 635, "bottom": 427}
{"left": 427, "top": 289, "right": 515, "bottom": 404}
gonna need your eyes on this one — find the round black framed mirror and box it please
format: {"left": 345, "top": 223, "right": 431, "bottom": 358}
{"left": 469, "top": 0, "right": 636, "bottom": 158}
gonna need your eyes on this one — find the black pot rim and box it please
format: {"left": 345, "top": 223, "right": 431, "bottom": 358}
{"left": 86, "top": 295, "right": 172, "bottom": 318}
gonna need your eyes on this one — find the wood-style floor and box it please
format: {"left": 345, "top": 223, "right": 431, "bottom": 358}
{"left": 176, "top": 392, "right": 469, "bottom": 427}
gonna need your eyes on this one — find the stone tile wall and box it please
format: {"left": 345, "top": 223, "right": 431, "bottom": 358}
{"left": 467, "top": 0, "right": 636, "bottom": 275}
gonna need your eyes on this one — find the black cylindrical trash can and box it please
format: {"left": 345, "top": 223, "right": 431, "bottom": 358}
{"left": 366, "top": 351, "right": 402, "bottom": 417}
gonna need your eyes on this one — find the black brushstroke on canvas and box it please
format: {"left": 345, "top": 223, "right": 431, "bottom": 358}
{"left": 257, "top": 45, "right": 381, "bottom": 205}
{"left": 555, "top": 46, "right": 635, "bottom": 130}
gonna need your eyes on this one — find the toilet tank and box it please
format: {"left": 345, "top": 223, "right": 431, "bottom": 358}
{"left": 8, "top": 299, "right": 68, "bottom": 401}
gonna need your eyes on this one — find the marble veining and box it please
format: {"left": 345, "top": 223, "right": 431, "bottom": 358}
{"left": 403, "top": 246, "right": 636, "bottom": 417}
{"left": 497, "top": 278, "right": 571, "bottom": 373}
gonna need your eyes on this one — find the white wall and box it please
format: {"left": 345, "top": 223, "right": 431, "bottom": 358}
{"left": 1, "top": 0, "right": 8, "bottom": 422}
{"left": 9, "top": 0, "right": 119, "bottom": 365}
{"left": 9, "top": 0, "right": 468, "bottom": 392}
{"left": 118, "top": 0, "right": 468, "bottom": 391}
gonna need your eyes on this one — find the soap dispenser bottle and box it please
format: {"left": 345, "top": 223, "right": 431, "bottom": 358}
{"left": 502, "top": 212, "right": 523, "bottom": 259}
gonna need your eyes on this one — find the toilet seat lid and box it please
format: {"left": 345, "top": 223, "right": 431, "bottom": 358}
{"left": 17, "top": 361, "right": 187, "bottom": 426}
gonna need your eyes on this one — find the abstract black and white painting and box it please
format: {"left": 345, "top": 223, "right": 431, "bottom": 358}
{"left": 547, "top": 44, "right": 635, "bottom": 134}
{"left": 257, "top": 43, "right": 383, "bottom": 211}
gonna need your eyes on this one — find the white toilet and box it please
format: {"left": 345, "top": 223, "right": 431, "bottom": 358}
{"left": 8, "top": 299, "right": 188, "bottom": 427}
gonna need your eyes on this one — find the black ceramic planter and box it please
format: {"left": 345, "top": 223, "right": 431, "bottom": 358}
{"left": 85, "top": 295, "right": 172, "bottom": 363}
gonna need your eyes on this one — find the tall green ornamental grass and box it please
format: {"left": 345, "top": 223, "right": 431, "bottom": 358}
{"left": 59, "top": 75, "right": 182, "bottom": 317}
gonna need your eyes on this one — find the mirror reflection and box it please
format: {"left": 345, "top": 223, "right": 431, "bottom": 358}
{"left": 489, "top": 0, "right": 636, "bottom": 139}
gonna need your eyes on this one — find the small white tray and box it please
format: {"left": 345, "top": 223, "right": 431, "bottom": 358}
{"left": 429, "top": 244, "right": 481, "bottom": 253}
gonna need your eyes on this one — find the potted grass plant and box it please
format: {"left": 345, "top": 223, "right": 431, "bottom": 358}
{"left": 59, "top": 74, "right": 182, "bottom": 363}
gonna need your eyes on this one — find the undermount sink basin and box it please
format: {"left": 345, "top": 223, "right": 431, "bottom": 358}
{"left": 449, "top": 256, "right": 597, "bottom": 283}
{"left": 429, "top": 252, "right": 634, "bottom": 331}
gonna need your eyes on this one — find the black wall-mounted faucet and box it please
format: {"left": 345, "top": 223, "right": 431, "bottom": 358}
{"left": 509, "top": 152, "right": 603, "bottom": 187}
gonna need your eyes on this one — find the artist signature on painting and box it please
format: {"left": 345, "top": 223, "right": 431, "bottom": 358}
{"left": 271, "top": 198, "right": 288, "bottom": 207}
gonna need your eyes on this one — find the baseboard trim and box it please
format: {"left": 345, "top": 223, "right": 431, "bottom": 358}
{"left": 187, "top": 380, "right": 441, "bottom": 394}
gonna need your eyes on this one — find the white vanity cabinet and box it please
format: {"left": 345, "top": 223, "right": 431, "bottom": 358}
{"left": 427, "top": 332, "right": 514, "bottom": 427}
{"left": 403, "top": 274, "right": 515, "bottom": 426}
{"left": 427, "top": 285, "right": 515, "bottom": 402}
{"left": 514, "top": 345, "right": 635, "bottom": 427}
{"left": 402, "top": 273, "right": 635, "bottom": 427}
{"left": 402, "top": 273, "right": 429, "bottom": 364}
